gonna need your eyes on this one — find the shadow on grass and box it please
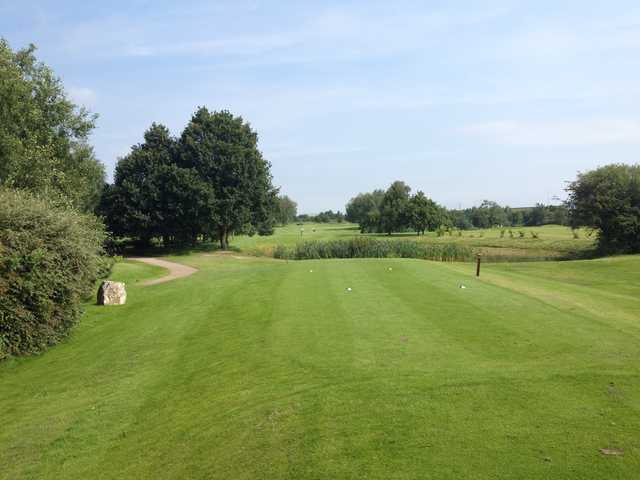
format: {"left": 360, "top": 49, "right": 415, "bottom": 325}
{"left": 117, "top": 241, "right": 241, "bottom": 258}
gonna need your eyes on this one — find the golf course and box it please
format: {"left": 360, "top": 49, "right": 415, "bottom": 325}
{"left": 3, "top": 7, "right": 640, "bottom": 477}
{"left": 1, "top": 246, "right": 639, "bottom": 479}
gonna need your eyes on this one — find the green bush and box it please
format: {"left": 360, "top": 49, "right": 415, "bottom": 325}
{"left": 0, "top": 189, "right": 109, "bottom": 359}
{"left": 273, "top": 237, "right": 474, "bottom": 262}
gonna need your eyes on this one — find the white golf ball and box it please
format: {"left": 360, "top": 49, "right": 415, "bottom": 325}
{"left": 347, "top": 287, "right": 352, "bottom": 291}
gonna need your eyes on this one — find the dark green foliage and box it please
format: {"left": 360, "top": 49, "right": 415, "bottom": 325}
{"left": 408, "top": 191, "right": 446, "bottom": 235}
{"left": 345, "top": 190, "right": 384, "bottom": 224}
{"left": 178, "top": 108, "right": 277, "bottom": 249}
{"left": 100, "top": 124, "right": 179, "bottom": 244}
{"left": 347, "top": 183, "right": 447, "bottom": 235}
{"left": 0, "top": 189, "right": 108, "bottom": 359}
{"left": 379, "top": 181, "right": 411, "bottom": 235}
{"left": 449, "top": 202, "right": 569, "bottom": 229}
{"left": 296, "top": 211, "right": 345, "bottom": 223}
{"left": 273, "top": 237, "right": 473, "bottom": 262}
{"left": 101, "top": 110, "right": 277, "bottom": 249}
{"left": 567, "top": 163, "right": 640, "bottom": 253}
{"left": 0, "top": 39, "right": 105, "bottom": 212}
{"left": 307, "top": 210, "right": 344, "bottom": 223}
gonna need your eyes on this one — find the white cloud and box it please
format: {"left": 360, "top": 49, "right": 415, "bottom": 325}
{"left": 92, "top": 4, "right": 512, "bottom": 62}
{"left": 462, "top": 119, "right": 640, "bottom": 146}
{"left": 68, "top": 86, "right": 97, "bottom": 107}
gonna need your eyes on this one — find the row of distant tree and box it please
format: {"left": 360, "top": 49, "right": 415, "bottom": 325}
{"left": 449, "top": 202, "right": 569, "bottom": 230}
{"left": 342, "top": 175, "right": 638, "bottom": 254}
{"left": 297, "top": 210, "right": 345, "bottom": 223}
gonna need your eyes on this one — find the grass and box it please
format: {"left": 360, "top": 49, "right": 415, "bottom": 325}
{"left": 233, "top": 223, "right": 596, "bottom": 261}
{"left": 1, "top": 253, "right": 639, "bottom": 479}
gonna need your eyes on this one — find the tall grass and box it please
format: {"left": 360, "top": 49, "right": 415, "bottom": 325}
{"left": 273, "top": 237, "right": 474, "bottom": 262}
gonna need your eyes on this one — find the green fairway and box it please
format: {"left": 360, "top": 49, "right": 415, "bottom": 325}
{"left": 233, "top": 223, "right": 595, "bottom": 260}
{"left": 1, "top": 254, "right": 639, "bottom": 479}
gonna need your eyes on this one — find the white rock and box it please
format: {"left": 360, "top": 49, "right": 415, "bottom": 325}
{"left": 97, "top": 281, "right": 127, "bottom": 305}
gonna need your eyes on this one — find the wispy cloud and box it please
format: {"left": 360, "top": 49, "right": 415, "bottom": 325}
{"left": 462, "top": 119, "right": 640, "bottom": 146}
{"left": 55, "top": 3, "right": 511, "bottom": 63}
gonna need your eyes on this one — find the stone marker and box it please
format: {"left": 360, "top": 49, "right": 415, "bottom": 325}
{"left": 97, "top": 281, "right": 127, "bottom": 305}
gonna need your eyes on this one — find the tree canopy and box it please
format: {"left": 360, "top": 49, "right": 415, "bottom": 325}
{"left": 101, "top": 109, "right": 277, "bottom": 249}
{"left": 0, "top": 39, "right": 104, "bottom": 212}
{"left": 346, "top": 182, "right": 447, "bottom": 234}
{"left": 567, "top": 163, "right": 640, "bottom": 253}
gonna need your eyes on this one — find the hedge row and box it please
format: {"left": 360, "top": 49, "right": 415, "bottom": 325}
{"left": 273, "top": 237, "right": 474, "bottom": 261}
{"left": 0, "top": 189, "right": 110, "bottom": 359}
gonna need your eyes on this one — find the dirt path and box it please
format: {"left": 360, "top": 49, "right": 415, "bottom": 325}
{"left": 128, "top": 257, "right": 198, "bottom": 286}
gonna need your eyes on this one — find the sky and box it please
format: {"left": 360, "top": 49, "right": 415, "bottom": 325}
{"left": 2, "top": 0, "right": 639, "bottom": 213}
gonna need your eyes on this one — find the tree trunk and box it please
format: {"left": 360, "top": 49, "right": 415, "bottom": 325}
{"left": 219, "top": 226, "right": 229, "bottom": 250}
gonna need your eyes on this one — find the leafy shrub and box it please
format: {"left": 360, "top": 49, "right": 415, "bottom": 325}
{"left": 273, "top": 237, "right": 474, "bottom": 262}
{"left": 0, "top": 189, "right": 108, "bottom": 359}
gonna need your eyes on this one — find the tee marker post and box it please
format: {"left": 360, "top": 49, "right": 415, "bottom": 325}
{"left": 476, "top": 253, "right": 482, "bottom": 277}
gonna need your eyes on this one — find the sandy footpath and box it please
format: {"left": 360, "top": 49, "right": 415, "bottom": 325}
{"left": 127, "top": 257, "right": 198, "bottom": 286}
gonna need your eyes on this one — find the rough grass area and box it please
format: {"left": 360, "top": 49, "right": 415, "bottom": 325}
{"left": 233, "top": 223, "right": 596, "bottom": 261}
{"left": 1, "top": 254, "right": 638, "bottom": 479}
{"left": 273, "top": 237, "right": 474, "bottom": 261}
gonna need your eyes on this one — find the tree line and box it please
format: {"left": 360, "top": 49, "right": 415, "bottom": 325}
{"left": 448, "top": 202, "right": 569, "bottom": 230}
{"left": 345, "top": 175, "right": 638, "bottom": 255}
{"left": 296, "top": 210, "right": 345, "bottom": 223}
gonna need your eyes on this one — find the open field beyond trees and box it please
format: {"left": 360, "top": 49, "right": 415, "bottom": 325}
{"left": 233, "top": 223, "right": 597, "bottom": 261}
{"left": 1, "top": 253, "right": 638, "bottom": 479}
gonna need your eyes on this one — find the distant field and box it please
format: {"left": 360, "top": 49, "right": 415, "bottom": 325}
{"left": 1, "top": 253, "right": 638, "bottom": 479}
{"left": 233, "top": 223, "right": 596, "bottom": 260}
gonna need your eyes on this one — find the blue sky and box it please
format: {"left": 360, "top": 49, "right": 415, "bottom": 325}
{"left": 2, "top": 1, "right": 639, "bottom": 213}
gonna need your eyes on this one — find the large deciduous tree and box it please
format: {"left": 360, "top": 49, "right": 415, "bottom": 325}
{"left": 408, "top": 191, "right": 445, "bottom": 235}
{"left": 100, "top": 124, "right": 175, "bottom": 244}
{"left": 100, "top": 123, "right": 216, "bottom": 246}
{"left": 567, "top": 164, "right": 640, "bottom": 253}
{"left": 379, "top": 181, "right": 411, "bottom": 235}
{"left": 0, "top": 39, "right": 104, "bottom": 212}
{"left": 178, "top": 108, "right": 277, "bottom": 249}
{"left": 345, "top": 190, "right": 384, "bottom": 226}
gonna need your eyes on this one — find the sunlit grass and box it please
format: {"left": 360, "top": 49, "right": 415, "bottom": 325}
{"left": 1, "top": 253, "right": 638, "bottom": 479}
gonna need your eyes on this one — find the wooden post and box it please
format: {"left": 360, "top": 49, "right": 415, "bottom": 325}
{"left": 476, "top": 253, "right": 481, "bottom": 277}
